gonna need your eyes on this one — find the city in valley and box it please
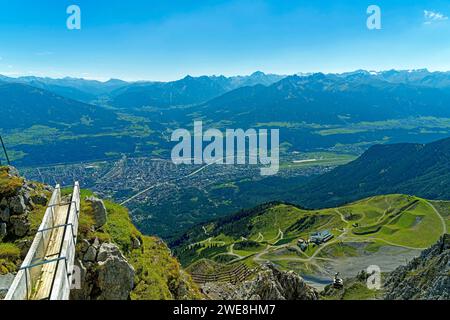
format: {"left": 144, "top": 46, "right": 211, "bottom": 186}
{"left": 19, "top": 152, "right": 351, "bottom": 238}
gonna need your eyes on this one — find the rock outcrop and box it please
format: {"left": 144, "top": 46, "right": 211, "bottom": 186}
{"left": 71, "top": 240, "right": 135, "bottom": 300}
{"left": 9, "top": 195, "right": 26, "bottom": 215}
{"left": 85, "top": 196, "right": 107, "bottom": 228}
{"left": 201, "top": 263, "right": 318, "bottom": 300}
{"left": 0, "top": 223, "right": 7, "bottom": 241}
{"left": 0, "top": 207, "right": 10, "bottom": 223}
{"left": 0, "top": 166, "right": 51, "bottom": 240}
{"left": 97, "top": 243, "right": 135, "bottom": 300}
{"left": 9, "top": 215, "right": 30, "bottom": 238}
{"left": 0, "top": 166, "right": 52, "bottom": 278}
{"left": 0, "top": 273, "right": 14, "bottom": 299}
{"left": 384, "top": 234, "right": 449, "bottom": 300}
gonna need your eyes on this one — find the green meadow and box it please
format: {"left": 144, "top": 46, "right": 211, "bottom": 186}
{"left": 176, "top": 194, "right": 448, "bottom": 272}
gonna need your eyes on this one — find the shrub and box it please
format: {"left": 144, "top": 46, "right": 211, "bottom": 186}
{"left": 0, "top": 243, "right": 21, "bottom": 260}
{"left": 0, "top": 166, "right": 23, "bottom": 197}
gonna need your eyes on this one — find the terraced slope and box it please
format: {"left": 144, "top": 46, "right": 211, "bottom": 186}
{"left": 188, "top": 260, "right": 255, "bottom": 285}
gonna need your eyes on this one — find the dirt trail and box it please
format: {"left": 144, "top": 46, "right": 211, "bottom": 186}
{"left": 425, "top": 200, "right": 447, "bottom": 234}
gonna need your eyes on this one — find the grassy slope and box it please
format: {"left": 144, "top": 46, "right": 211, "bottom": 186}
{"left": 175, "top": 194, "right": 448, "bottom": 268}
{"left": 0, "top": 167, "right": 23, "bottom": 197}
{"left": 321, "top": 277, "right": 384, "bottom": 300}
{"left": 67, "top": 188, "right": 201, "bottom": 300}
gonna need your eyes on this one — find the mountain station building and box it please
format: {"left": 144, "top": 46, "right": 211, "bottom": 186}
{"left": 310, "top": 230, "right": 333, "bottom": 245}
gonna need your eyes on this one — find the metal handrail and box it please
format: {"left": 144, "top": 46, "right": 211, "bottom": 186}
{"left": 48, "top": 182, "right": 80, "bottom": 300}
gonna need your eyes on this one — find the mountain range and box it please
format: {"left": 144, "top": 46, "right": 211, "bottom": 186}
{"left": 0, "top": 71, "right": 285, "bottom": 106}
{"left": 3, "top": 69, "right": 450, "bottom": 107}
{"left": 3, "top": 69, "right": 450, "bottom": 167}
{"left": 195, "top": 72, "right": 450, "bottom": 126}
{"left": 107, "top": 71, "right": 286, "bottom": 108}
{"left": 0, "top": 74, "right": 128, "bottom": 103}
{"left": 0, "top": 83, "right": 120, "bottom": 131}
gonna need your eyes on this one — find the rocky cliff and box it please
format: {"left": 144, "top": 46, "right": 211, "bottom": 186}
{"left": 0, "top": 166, "right": 51, "bottom": 277}
{"left": 383, "top": 234, "right": 449, "bottom": 300}
{"left": 0, "top": 166, "right": 201, "bottom": 300}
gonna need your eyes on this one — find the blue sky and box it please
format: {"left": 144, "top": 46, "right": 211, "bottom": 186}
{"left": 0, "top": 0, "right": 449, "bottom": 81}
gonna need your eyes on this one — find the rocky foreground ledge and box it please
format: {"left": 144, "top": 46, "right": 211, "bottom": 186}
{"left": 0, "top": 166, "right": 51, "bottom": 241}
{"left": 0, "top": 166, "right": 201, "bottom": 300}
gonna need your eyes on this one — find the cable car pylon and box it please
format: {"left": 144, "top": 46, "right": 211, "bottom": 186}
{"left": 0, "top": 135, "right": 11, "bottom": 166}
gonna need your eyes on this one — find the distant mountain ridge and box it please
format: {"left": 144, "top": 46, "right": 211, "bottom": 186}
{"left": 109, "top": 72, "right": 286, "bottom": 108}
{"left": 0, "top": 82, "right": 150, "bottom": 166}
{"left": 196, "top": 72, "right": 450, "bottom": 126}
{"left": 0, "top": 75, "right": 129, "bottom": 103}
{"left": 2, "top": 69, "right": 450, "bottom": 108}
{"left": 337, "top": 69, "right": 450, "bottom": 88}
{"left": 0, "top": 71, "right": 285, "bottom": 106}
{"left": 0, "top": 82, "right": 119, "bottom": 130}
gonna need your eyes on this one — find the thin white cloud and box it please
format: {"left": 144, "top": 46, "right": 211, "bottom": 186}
{"left": 0, "top": 71, "right": 21, "bottom": 77}
{"left": 35, "top": 51, "right": 54, "bottom": 56}
{"left": 424, "top": 10, "right": 448, "bottom": 24}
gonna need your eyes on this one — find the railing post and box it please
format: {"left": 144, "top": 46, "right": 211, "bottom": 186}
{"left": 24, "top": 268, "right": 30, "bottom": 300}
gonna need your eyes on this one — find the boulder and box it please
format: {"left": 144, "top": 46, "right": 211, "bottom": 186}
{"left": 80, "top": 239, "right": 91, "bottom": 254}
{"left": 97, "top": 256, "right": 135, "bottom": 300}
{"left": 92, "top": 237, "right": 100, "bottom": 249}
{"left": 86, "top": 197, "right": 107, "bottom": 228}
{"left": 97, "top": 243, "right": 123, "bottom": 262}
{"left": 9, "top": 195, "right": 26, "bottom": 215}
{"left": 131, "top": 236, "right": 141, "bottom": 250}
{"left": 83, "top": 246, "right": 97, "bottom": 262}
{"left": 0, "top": 222, "right": 7, "bottom": 241}
{"left": 23, "top": 191, "right": 34, "bottom": 209}
{"left": 31, "top": 193, "right": 48, "bottom": 206}
{"left": 0, "top": 274, "right": 15, "bottom": 300}
{"left": 6, "top": 166, "right": 20, "bottom": 177}
{"left": 9, "top": 214, "right": 30, "bottom": 237}
{"left": 71, "top": 243, "right": 135, "bottom": 300}
{"left": 96, "top": 243, "right": 135, "bottom": 300}
{"left": 0, "top": 207, "right": 10, "bottom": 222}
{"left": 16, "top": 239, "right": 32, "bottom": 259}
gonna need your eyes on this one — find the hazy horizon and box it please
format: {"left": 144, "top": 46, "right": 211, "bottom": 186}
{"left": 1, "top": 68, "right": 448, "bottom": 83}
